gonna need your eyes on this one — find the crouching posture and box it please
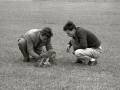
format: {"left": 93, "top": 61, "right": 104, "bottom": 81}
{"left": 35, "top": 50, "right": 57, "bottom": 67}
{"left": 18, "top": 27, "right": 54, "bottom": 62}
{"left": 63, "top": 21, "right": 102, "bottom": 66}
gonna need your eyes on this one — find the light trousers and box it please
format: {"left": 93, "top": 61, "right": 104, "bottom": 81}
{"left": 71, "top": 38, "right": 102, "bottom": 63}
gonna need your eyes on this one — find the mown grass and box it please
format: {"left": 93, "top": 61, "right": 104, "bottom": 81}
{"left": 0, "top": 1, "right": 120, "bottom": 90}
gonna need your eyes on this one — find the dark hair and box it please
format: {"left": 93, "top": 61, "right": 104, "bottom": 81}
{"left": 41, "top": 27, "right": 53, "bottom": 38}
{"left": 63, "top": 21, "right": 76, "bottom": 31}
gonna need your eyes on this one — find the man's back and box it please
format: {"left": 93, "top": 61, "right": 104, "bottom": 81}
{"left": 76, "top": 27, "right": 101, "bottom": 49}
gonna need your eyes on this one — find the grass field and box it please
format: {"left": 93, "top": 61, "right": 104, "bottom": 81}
{"left": 0, "top": 1, "right": 120, "bottom": 90}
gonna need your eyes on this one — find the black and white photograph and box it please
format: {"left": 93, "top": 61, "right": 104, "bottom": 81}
{"left": 0, "top": 0, "right": 120, "bottom": 90}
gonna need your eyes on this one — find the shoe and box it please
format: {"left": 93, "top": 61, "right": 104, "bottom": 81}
{"left": 88, "top": 60, "right": 97, "bottom": 66}
{"left": 23, "top": 58, "right": 30, "bottom": 62}
{"left": 75, "top": 59, "right": 83, "bottom": 64}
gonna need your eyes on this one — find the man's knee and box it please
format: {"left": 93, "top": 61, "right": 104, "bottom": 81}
{"left": 74, "top": 49, "right": 84, "bottom": 57}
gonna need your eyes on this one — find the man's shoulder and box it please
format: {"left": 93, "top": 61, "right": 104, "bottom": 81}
{"left": 76, "top": 27, "right": 86, "bottom": 33}
{"left": 77, "top": 27, "right": 86, "bottom": 31}
{"left": 25, "top": 29, "right": 41, "bottom": 36}
{"left": 77, "top": 27, "right": 90, "bottom": 34}
{"left": 27, "top": 29, "right": 41, "bottom": 34}
{"left": 24, "top": 29, "right": 41, "bottom": 40}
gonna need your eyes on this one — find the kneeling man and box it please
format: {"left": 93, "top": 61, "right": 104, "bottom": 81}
{"left": 63, "top": 21, "right": 102, "bottom": 66}
{"left": 18, "top": 27, "right": 54, "bottom": 62}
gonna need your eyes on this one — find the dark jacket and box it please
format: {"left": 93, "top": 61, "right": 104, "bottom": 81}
{"left": 69, "top": 27, "right": 101, "bottom": 50}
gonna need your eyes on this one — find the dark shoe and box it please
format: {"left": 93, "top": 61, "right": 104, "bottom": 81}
{"left": 75, "top": 59, "right": 83, "bottom": 64}
{"left": 88, "top": 60, "right": 97, "bottom": 66}
{"left": 23, "top": 58, "right": 30, "bottom": 62}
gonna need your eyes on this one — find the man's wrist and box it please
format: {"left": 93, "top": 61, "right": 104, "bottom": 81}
{"left": 67, "top": 44, "right": 71, "bottom": 48}
{"left": 33, "top": 54, "right": 40, "bottom": 60}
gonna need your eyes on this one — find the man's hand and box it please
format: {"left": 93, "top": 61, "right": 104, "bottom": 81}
{"left": 66, "top": 44, "right": 71, "bottom": 53}
{"left": 35, "top": 50, "right": 57, "bottom": 67}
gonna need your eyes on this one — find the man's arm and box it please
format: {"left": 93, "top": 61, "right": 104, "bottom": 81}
{"left": 65, "top": 40, "right": 72, "bottom": 53}
{"left": 25, "top": 35, "right": 40, "bottom": 60}
{"left": 68, "top": 40, "right": 72, "bottom": 47}
{"left": 45, "top": 38, "right": 53, "bottom": 51}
